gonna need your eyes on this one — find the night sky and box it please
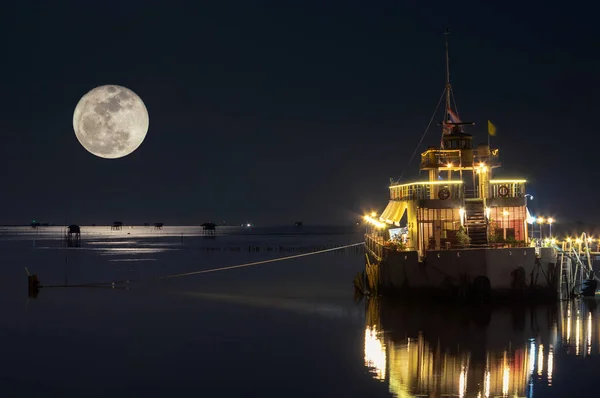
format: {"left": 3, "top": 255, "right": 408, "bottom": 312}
{"left": 1, "top": 1, "right": 598, "bottom": 226}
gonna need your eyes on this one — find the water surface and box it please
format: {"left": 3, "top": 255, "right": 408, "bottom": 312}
{"left": 0, "top": 226, "right": 597, "bottom": 397}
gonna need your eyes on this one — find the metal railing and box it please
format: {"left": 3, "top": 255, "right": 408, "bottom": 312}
{"left": 419, "top": 148, "right": 500, "bottom": 169}
{"left": 390, "top": 182, "right": 463, "bottom": 201}
{"left": 489, "top": 181, "right": 526, "bottom": 199}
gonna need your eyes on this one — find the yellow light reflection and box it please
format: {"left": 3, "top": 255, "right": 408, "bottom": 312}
{"left": 364, "top": 326, "right": 386, "bottom": 381}
{"left": 362, "top": 308, "right": 533, "bottom": 398}
{"left": 576, "top": 312, "right": 581, "bottom": 356}
{"left": 567, "top": 309, "right": 571, "bottom": 342}
{"left": 537, "top": 344, "right": 544, "bottom": 376}
{"left": 502, "top": 365, "right": 510, "bottom": 396}
{"left": 484, "top": 370, "right": 490, "bottom": 398}
{"left": 547, "top": 345, "right": 553, "bottom": 386}
{"left": 528, "top": 341, "right": 535, "bottom": 376}
{"left": 587, "top": 311, "right": 592, "bottom": 355}
{"left": 502, "top": 351, "right": 510, "bottom": 396}
{"left": 459, "top": 364, "right": 467, "bottom": 398}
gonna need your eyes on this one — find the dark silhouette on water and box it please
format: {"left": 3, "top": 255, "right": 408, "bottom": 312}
{"left": 111, "top": 221, "right": 123, "bottom": 230}
{"left": 65, "top": 224, "right": 81, "bottom": 247}
{"left": 201, "top": 222, "right": 216, "bottom": 235}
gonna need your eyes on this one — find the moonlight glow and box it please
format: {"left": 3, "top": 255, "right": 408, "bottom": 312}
{"left": 73, "top": 85, "right": 149, "bottom": 159}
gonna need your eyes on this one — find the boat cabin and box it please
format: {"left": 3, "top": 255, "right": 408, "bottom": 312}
{"left": 373, "top": 130, "right": 529, "bottom": 257}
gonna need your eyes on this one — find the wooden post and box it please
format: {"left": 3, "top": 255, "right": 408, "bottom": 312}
{"left": 28, "top": 274, "right": 40, "bottom": 297}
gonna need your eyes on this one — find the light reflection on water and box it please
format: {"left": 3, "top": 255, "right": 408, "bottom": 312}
{"left": 362, "top": 298, "right": 600, "bottom": 398}
{"left": 5, "top": 226, "right": 600, "bottom": 397}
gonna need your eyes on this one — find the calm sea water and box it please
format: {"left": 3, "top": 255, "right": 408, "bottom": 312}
{"left": 0, "top": 225, "right": 597, "bottom": 397}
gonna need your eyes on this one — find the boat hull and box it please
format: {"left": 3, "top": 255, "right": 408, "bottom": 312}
{"left": 365, "top": 246, "right": 559, "bottom": 302}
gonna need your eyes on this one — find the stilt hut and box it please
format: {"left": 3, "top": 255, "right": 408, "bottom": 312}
{"left": 65, "top": 224, "right": 81, "bottom": 247}
{"left": 201, "top": 222, "right": 216, "bottom": 235}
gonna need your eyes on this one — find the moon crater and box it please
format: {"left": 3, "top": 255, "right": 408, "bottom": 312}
{"left": 73, "top": 85, "right": 149, "bottom": 159}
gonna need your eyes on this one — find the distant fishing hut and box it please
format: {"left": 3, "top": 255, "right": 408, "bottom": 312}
{"left": 154, "top": 222, "right": 164, "bottom": 230}
{"left": 65, "top": 224, "right": 81, "bottom": 247}
{"left": 111, "top": 221, "right": 123, "bottom": 231}
{"left": 201, "top": 222, "right": 216, "bottom": 235}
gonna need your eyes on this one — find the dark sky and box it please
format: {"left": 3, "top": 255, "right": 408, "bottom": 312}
{"left": 1, "top": 0, "right": 598, "bottom": 226}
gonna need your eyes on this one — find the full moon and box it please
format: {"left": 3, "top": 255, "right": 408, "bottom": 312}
{"left": 73, "top": 85, "right": 149, "bottom": 159}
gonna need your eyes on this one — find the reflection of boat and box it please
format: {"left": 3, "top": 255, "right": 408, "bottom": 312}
{"left": 362, "top": 32, "right": 557, "bottom": 300}
{"left": 363, "top": 298, "right": 557, "bottom": 397}
{"left": 558, "top": 298, "right": 600, "bottom": 357}
{"left": 364, "top": 297, "right": 600, "bottom": 397}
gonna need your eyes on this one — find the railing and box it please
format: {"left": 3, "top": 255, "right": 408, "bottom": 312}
{"left": 389, "top": 181, "right": 463, "bottom": 201}
{"left": 419, "top": 148, "right": 500, "bottom": 169}
{"left": 420, "top": 149, "right": 462, "bottom": 169}
{"left": 489, "top": 180, "right": 526, "bottom": 199}
{"left": 474, "top": 148, "right": 500, "bottom": 165}
{"left": 365, "top": 233, "right": 383, "bottom": 261}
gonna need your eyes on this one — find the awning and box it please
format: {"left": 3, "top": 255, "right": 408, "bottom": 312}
{"left": 379, "top": 201, "right": 407, "bottom": 226}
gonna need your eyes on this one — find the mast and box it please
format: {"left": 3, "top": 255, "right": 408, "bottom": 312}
{"left": 439, "top": 29, "right": 474, "bottom": 147}
{"left": 440, "top": 28, "right": 452, "bottom": 149}
{"left": 444, "top": 28, "right": 451, "bottom": 120}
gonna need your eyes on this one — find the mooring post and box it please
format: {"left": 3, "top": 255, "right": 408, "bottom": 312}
{"left": 28, "top": 274, "right": 40, "bottom": 297}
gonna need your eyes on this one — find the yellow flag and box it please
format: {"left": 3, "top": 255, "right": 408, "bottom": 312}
{"left": 488, "top": 120, "right": 497, "bottom": 136}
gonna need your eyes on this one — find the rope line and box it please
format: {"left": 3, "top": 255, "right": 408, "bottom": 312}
{"left": 398, "top": 87, "right": 446, "bottom": 181}
{"left": 40, "top": 242, "right": 365, "bottom": 289}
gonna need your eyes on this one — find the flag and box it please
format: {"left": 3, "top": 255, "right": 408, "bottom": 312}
{"left": 447, "top": 108, "right": 462, "bottom": 124}
{"left": 447, "top": 108, "right": 463, "bottom": 133}
{"left": 488, "top": 120, "right": 497, "bottom": 136}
